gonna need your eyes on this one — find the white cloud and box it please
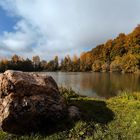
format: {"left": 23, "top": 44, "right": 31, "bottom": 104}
{"left": 0, "top": 0, "right": 140, "bottom": 60}
{"left": 0, "top": 20, "right": 38, "bottom": 58}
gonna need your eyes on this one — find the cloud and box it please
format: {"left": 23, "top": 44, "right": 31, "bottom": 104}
{"left": 0, "top": 0, "right": 140, "bottom": 60}
{"left": 0, "top": 20, "right": 38, "bottom": 58}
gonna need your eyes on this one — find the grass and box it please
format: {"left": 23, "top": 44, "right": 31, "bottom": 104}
{"left": 0, "top": 88, "right": 140, "bottom": 140}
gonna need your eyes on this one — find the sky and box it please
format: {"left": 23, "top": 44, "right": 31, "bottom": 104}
{"left": 0, "top": 0, "right": 140, "bottom": 60}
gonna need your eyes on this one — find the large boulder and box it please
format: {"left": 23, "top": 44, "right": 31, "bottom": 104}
{"left": 0, "top": 70, "right": 66, "bottom": 134}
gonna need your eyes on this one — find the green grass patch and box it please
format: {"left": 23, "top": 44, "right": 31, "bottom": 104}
{"left": 0, "top": 89, "right": 140, "bottom": 139}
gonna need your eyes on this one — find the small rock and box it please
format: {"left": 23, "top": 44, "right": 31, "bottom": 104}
{"left": 68, "top": 106, "right": 80, "bottom": 119}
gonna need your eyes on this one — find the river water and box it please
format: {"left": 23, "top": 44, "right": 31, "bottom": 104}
{"left": 38, "top": 72, "right": 140, "bottom": 99}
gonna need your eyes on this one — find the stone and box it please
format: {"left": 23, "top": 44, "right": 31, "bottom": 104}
{"left": 0, "top": 70, "right": 66, "bottom": 134}
{"left": 68, "top": 106, "right": 80, "bottom": 119}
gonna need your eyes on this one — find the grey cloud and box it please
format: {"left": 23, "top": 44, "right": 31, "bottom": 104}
{"left": 0, "top": 0, "right": 140, "bottom": 59}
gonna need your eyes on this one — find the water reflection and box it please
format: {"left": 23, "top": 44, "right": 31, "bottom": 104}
{"left": 39, "top": 72, "right": 140, "bottom": 99}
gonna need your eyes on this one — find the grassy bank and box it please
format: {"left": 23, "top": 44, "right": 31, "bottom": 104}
{"left": 0, "top": 88, "right": 140, "bottom": 140}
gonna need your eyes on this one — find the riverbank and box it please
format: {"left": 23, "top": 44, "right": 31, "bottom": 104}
{"left": 0, "top": 88, "right": 140, "bottom": 140}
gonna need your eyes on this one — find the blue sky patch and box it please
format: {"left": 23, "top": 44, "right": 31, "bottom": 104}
{"left": 0, "top": 7, "right": 19, "bottom": 34}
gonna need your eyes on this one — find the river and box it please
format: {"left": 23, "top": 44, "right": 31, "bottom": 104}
{"left": 38, "top": 72, "right": 140, "bottom": 99}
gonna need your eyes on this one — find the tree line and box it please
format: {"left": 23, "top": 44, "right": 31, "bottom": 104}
{"left": 0, "top": 25, "right": 140, "bottom": 73}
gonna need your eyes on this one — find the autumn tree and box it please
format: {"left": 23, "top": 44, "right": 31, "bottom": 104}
{"left": 72, "top": 54, "right": 80, "bottom": 71}
{"left": 54, "top": 56, "right": 59, "bottom": 71}
{"left": 61, "top": 55, "right": 72, "bottom": 71}
{"left": 110, "top": 56, "right": 122, "bottom": 72}
{"left": 80, "top": 52, "right": 93, "bottom": 71}
{"left": 121, "top": 54, "right": 140, "bottom": 73}
{"left": 102, "top": 62, "right": 110, "bottom": 72}
{"left": 92, "top": 60, "right": 103, "bottom": 72}
{"left": 11, "top": 54, "right": 21, "bottom": 63}
{"left": 40, "top": 60, "right": 48, "bottom": 70}
{"left": 0, "top": 59, "right": 9, "bottom": 72}
{"left": 32, "top": 55, "right": 41, "bottom": 70}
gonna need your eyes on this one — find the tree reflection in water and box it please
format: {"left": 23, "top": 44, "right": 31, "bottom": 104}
{"left": 39, "top": 72, "right": 140, "bottom": 99}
